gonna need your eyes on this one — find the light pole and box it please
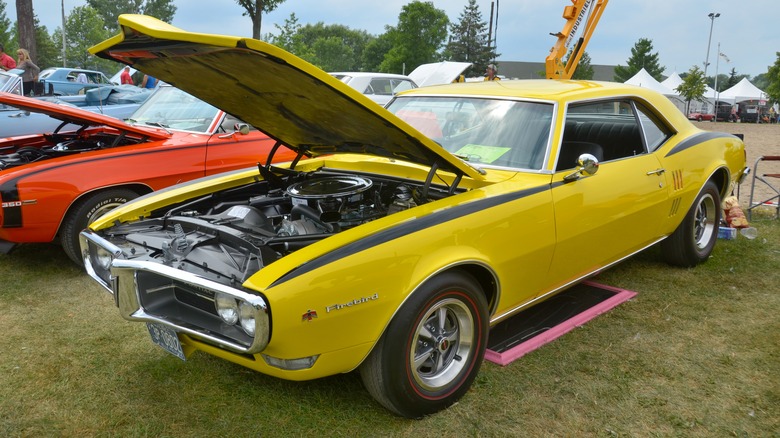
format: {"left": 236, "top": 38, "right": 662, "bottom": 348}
{"left": 703, "top": 12, "right": 720, "bottom": 79}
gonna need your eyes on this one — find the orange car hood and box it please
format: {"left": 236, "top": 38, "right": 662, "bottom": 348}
{"left": 89, "top": 15, "right": 483, "bottom": 180}
{"left": 0, "top": 92, "right": 169, "bottom": 140}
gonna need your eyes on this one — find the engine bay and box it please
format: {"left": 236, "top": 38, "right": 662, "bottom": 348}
{"left": 0, "top": 132, "right": 144, "bottom": 170}
{"left": 99, "top": 167, "right": 461, "bottom": 287}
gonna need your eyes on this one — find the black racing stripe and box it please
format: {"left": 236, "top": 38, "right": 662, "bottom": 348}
{"left": 269, "top": 182, "right": 557, "bottom": 288}
{"left": 666, "top": 131, "right": 738, "bottom": 157}
{"left": 1, "top": 185, "right": 21, "bottom": 227}
{"left": 0, "top": 139, "right": 241, "bottom": 228}
{"left": 2, "top": 206, "right": 22, "bottom": 227}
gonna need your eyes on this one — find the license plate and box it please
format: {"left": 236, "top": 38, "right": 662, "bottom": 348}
{"left": 146, "top": 322, "right": 186, "bottom": 361}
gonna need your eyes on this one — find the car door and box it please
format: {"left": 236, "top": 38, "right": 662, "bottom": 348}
{"left": 547, "top": 99, "right": 672, "bottom": 287}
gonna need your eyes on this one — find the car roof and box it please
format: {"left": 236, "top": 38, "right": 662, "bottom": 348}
{"left": 90, "top": 14, "right": 484, "bottom": 180}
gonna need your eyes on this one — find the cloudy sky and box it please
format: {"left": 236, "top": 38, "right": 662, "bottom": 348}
{"left": 9, "top": 0, "right": 778, "bottom": 77}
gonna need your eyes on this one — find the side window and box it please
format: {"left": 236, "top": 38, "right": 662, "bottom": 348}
{"left": 392, "top": 79, "right": 415, "bottom": 94}
{"left": 369, "top": 78, "right": 393, "bottom": 95}
{"left": 634, "top": 102, "right": 673, "bottom": 151}
{"left": 559, "top": 99, "right": 645, "bottom": 171}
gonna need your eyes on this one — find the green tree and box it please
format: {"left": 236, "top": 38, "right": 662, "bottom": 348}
{"left": 0, "top": 1, "right": 12, "bottom": 49}
{"left": 724, "top": 67, "right": 740, "bottom": 89}
{"left": 31, "top": 17, "right": 57, "bottom": 68}
{"left": 568, "top": 50, "right": 594, "bottom": 80}
{"left": 613, "top": 38, "right": 665, "bottom": 82}
{"left": 750, "top": 72, "right": 768, "bottom": 92}
{"left": 265, "top": 12, "right": 300, "bottom": 51}
{"left": 86, "top": 0, "right": 176, "bottom": 32}
{"left": 292, "top": 22, "right": 373, "bottom": 71}
{"left": 765, "top": 52, "right": 780, "bottom": 105}
{"left": 361, "top": 32, "right": 393, "bottom": 72}
{"left": 308, "top": 36, "right": 354, "bottom": 71}
{"left": 56, "top": 6, "right": 114, "bottom": 73}
{"left": 444, "top": 0, "right": 497, "bottom": 77}
{"left": 379, "top": 1, "right": 448, "bottom": 74}
{"left": 235, "top": 0, "right": 285, "bottom": 39}
{"left": 676, "top": 65, "right": 707, "bottom": 114}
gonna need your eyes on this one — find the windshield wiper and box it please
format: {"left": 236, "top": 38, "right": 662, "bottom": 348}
{"left": 141, "top": 121, "right": 172, "bottom": 134}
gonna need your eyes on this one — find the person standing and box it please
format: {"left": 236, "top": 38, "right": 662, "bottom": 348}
{"left": 120, "top": 66, "right": 134, "bottom": 85}
{"left": 484, "top": 64, "right": 501, "bottom": 81}
{"left": 16, "top": 48, "right": 40, "bottom": 96}
{"left": 141, "top": 74, "right": 157, "bottom": 89}
{"left": 0, "top": 44, "right": 16, "bottom": 71}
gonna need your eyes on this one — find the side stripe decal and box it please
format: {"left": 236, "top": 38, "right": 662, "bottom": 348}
{"left": 666, "top": 131, "right": 738, "bottom": 157}
{"left": 270, "top": 182, "right": 559, "bottom": 288}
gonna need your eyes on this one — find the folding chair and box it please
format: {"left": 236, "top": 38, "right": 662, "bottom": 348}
{"left": 747, "top": 155, "right": 780, "bottom": 219}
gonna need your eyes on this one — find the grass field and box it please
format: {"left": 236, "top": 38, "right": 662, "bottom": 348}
{"left": 1, "top": 214, "right": 778, "bottom": 437}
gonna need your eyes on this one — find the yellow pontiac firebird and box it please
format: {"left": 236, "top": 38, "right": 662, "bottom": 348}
{"left": 80, "top": 15, "right": 748, "bottom": 418}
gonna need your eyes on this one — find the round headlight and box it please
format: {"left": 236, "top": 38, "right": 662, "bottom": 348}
{"left": 94, "top": 247, "right": 113, "bottom": 270}
{"left": 215, "top": 293, "right": 239, "bottom": 325}
{"left": 239, "top": 300, "right": 256, "bottom": 335}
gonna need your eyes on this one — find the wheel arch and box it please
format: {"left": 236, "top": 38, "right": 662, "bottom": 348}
{"left": 355, "top": 260, "right": 499, "bottom": 369}
{"left": 54, "top": 182, "right": 154, "bottom": 237}
{"left": 442, "top": 262, "right": 500, "bottom": 318}
{"left": 708, "top": 165, "right": 731, "bottom": 199}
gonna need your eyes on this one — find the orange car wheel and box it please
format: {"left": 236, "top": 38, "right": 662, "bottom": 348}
{"left": 60, "top": 188, "right": 138, "bottom": 266}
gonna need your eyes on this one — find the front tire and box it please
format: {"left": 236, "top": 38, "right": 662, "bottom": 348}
{"left": 360, "top": 271, "right": 488, "bottom": 418}
{"left": 662, "top": 180, "right": 721, "bottom": 267}
{"left": 60, "top": 188, "right": 138, "bottom": 266}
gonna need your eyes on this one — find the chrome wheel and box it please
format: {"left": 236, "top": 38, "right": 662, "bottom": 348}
{"left": 410, "top": 298, "right": 475, "bottom": 391}
{"left": 693, "top": 192, "right": 716, "bottom": 250}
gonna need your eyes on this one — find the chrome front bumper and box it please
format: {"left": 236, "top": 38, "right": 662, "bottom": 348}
{"left": 80, "top": 230, "right": 271, "bottom": 355}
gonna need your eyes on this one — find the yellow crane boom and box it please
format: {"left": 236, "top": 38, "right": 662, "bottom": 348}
{"left": 545, "top": 0, "right": 609, "bottom": 79}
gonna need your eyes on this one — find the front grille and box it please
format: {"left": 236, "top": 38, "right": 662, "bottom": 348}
{"left": 110, "top": 259, "right": 271, "bottom": 354}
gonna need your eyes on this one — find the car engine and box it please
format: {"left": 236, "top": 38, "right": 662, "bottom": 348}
{"left": 0, "top": 133, "right": 143, "bottom": 170}
{"left": 95, "top": 169, "right": 455, "bottom": 288}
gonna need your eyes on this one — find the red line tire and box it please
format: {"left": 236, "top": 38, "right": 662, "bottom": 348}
{"left": 360, "top": 271, "right": 488, "bottom": 418}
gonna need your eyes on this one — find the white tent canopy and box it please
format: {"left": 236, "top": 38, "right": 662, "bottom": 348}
{"left": 660, "top": 72, "right": 683, "bottom": 93}
{"left": 624, "top": 68, "right": 686, "bottom": 113}
{"left": 625, "top": 68, "right": 676, "bottom": 94}
{"left": 719, "top": 77, "right": 766, "bottom": 103}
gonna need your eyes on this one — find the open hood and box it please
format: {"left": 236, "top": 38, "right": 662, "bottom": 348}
{"left": 0, "top": 92, "right": 169, "bottom": 140}
{"left": 408, "top": 61, "right": 472, "bottom": 87}
{"left": 90, "top": 14, "right": 483, "bottom": 179}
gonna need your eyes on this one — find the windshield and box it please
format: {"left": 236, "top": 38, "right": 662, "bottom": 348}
{"left": 387, "top": 96, "right": 554, "bottom": 170}
{"left": 0, "top": 71, "right": 21, "bottom": 95}
{"left": 129, "top": 86, "right": 221, "bottom": 133}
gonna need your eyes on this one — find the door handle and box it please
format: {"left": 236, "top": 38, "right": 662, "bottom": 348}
{"left": 646, "top": 168, "right": 666, "bottom": 176}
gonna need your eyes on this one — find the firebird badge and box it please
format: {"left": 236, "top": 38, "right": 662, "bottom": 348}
{"left": 326, "top": 293, "right": 379, "bottom": 313}
{"left": 302, "top": 310, "right": 318, "bottom": 322}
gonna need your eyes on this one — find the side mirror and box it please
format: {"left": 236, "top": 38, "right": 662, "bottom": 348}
{"left": 235, "top": 123, "right": 251, "bottom": 135}
{"left": 563, "top": 153, "right": 600, "bottom": 182}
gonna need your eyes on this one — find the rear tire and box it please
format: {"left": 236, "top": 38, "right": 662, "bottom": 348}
{"left": 360, "top": 271, "right": 488, "bottom": 418}
{"left": 662, "top": 180, "right": 721, "bottom": 267}
{"left": 60, "top": 188, "right": 138, "bottom": 266}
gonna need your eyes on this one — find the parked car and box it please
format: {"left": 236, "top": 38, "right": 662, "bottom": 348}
{"left": 330, "top": 62, "right": 471, "bottom": 106}
{"left": 330, "top": 72, "right": 418, "bottom": 106}
{"left": 687, "top": 111, "right": 715, "bottom": 122}
{"left": 0, "top": 86, "right": 297, "bottom": 264}
{"left": 37, "top": 67, "right": 115, "bottom": 95}
{"left": 81, "top": 16, "right": 748, "bottom": 419}
{"left": 1, "top": 69, "right": 153, "bottom": 136}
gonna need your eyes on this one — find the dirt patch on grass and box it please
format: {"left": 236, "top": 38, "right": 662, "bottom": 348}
{"left": 693, "top": 121, "right": 780, "bottom": 213}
